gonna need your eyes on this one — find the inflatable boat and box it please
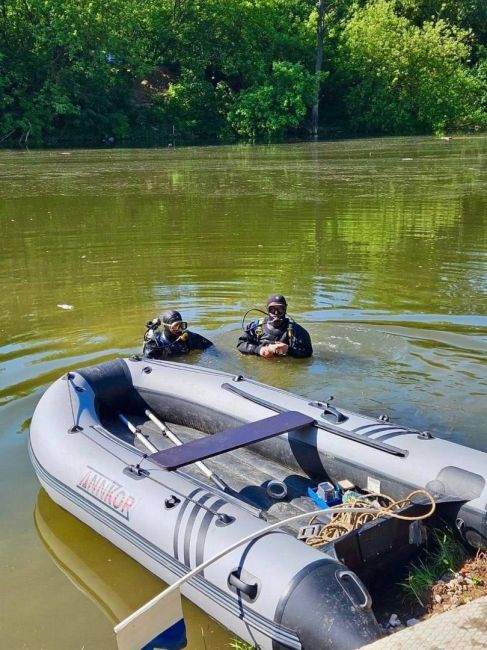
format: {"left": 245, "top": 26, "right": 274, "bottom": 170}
{"left": 29, "top": 357, "right": 487, "bottom": 649}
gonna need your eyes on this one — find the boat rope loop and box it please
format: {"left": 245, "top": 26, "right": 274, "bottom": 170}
{"left": 304, "top": 489, "right": 436, "bottom": 547}
{"left": 65, "top": 372, "right": 84, "bottom": 433}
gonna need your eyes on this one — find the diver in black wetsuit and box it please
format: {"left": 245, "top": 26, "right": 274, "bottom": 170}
{"left": 237, "top": 294, "right": 312, "bottom": 359}
{"left": 142, "top": 310, "right": 213, "bottom": 359}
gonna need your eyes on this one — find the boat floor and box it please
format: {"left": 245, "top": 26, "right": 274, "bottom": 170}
{"left": 109, "top": 415, "right": 320, "bottom": 535}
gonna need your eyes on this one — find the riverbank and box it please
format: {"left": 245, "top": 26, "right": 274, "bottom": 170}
{"left": 372, "top": 549, "right": 487, "bottom": 635}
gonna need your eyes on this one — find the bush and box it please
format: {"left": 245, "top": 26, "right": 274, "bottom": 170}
{"left": 227, "top": 61, "right": 316, "bottom": 141}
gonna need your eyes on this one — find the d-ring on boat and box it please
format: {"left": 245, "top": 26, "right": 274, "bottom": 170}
{"left": 29, "top": 357, "right": 487, "bottom": 650}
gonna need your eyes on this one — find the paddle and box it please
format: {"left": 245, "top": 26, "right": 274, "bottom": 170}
{"left": 115, "top": 587, "right": 184, "bottom": 650}
{"left": 144, "top": 409, "right": 228, "bottom": 491}
{"left": 118, "top": 413, "right": 158, "bottom": 454}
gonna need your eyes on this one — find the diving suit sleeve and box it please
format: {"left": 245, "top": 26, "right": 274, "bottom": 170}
{"left": 288, "top": 324, "right": 313, "bottom": 358}
{"left": 189, "top": 332, "right": 213, "bottom": 351}
{"left": 237, "top": 323, "right": 262, "bottom": 355}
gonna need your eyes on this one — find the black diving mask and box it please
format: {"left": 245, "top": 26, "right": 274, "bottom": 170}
{"left": 268, "top": 307, "right": 286, "bottom": 327}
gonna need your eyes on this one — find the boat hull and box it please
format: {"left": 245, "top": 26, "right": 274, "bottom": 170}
{"left": 29, "top": 356, "right": 487, "bottom": 648}
{"left": 29, "top": 358, "right": 385, "bottom": 649}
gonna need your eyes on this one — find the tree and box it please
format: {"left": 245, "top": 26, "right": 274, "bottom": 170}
{"left": 311, "top": 0, "right": 326, "bottom": 140}
{"left": 395, "top": 0, "right": 487, "bottom": 52}
{"left": 335, "top": 0, "right": 487, "bottom": 134}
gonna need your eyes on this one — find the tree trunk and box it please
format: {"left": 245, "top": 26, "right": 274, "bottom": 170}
{"left": 311, "top": 0, "right": 326, "bottom": 141}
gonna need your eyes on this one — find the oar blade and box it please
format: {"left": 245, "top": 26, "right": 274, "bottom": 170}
{"left": 115, "top": 588, "right": 186, "bottom": 650}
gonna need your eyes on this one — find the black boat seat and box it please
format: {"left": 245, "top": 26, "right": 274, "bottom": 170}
{"left": 150, "top": 411, "right": 314, "bottom": 470}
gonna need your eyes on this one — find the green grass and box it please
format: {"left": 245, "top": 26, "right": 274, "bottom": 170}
{"left": 228, "top": 639, "right": 255, "bottom": 650}
{"left": 400, "top": 528, "right": 466, "bottom": 607}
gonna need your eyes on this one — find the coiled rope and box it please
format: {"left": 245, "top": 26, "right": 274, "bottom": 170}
{"left": 305, "top": 489, "right": 436, "bottom": 547}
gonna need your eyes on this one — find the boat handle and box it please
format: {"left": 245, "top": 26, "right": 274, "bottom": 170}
{"left": 337, "top": 570, "right": 371, "bottom": 609}
{"left": 322, "top": 404, "right": 347, "bottom": 423}
{"left": 308, "top": 401, "right": 348, "bottom": 423}
{"left": 228, "top": 570, "right": 259, "bottom": 600}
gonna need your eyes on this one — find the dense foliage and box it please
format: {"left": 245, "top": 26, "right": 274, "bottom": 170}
{"left": 1, "top": 0, "right": 486, "bottom": 146}
{"left": 335, "top": 1, "right": 487, "bottom": 134}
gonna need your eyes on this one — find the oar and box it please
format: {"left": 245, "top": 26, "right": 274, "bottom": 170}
{"left": 118, "top": 413, "right": 158, "bottom": 454}
{"left": 144, "top": 408, "right": 228, "bottom": 492}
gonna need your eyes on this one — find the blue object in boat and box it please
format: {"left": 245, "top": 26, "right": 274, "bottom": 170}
{"left": 307, "top": 486, "right": 342, "bottom": 509}
{"left": 307, "top": 486, "right": 329, "bottom": 509}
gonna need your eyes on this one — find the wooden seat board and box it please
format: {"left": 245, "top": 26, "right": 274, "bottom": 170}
{"left": 149, "top": 411, "right": 314, "bottom": 470}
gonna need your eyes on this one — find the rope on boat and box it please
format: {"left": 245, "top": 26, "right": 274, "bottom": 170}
{"left": 304, "top": 489, "right": 436, "bottom": 547}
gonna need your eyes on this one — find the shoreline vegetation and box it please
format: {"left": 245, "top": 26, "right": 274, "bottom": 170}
{"left": 2, "top": 0, "right": 487, "bottom": 149}
{"left": 373, "top": 530, "right": 487, "bottom": 635}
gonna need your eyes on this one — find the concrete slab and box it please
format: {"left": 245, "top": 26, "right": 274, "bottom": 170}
{"left": 363, "top": 596, "right": 487, "bottom": 649}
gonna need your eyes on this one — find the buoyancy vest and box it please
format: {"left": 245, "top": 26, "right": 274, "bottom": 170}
{"left": 153, "top": 330, "right": 190, "bottom": 355}
{"left": 254, "top": 317, "right": 294, "bottom": 346}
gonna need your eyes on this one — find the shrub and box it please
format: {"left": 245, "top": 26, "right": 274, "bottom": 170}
{"left": 227, "top": 61, "right": 316, "bottom": 141}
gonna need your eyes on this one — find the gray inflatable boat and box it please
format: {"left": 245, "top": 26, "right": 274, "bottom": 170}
{"left": 29, "top": 357, "right": 487, "bottom": 650}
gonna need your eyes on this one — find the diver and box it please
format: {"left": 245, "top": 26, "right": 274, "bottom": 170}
{"left": 143, "top": 310, "right": 213, "bottom": 359}
{"left": 237, "top": 294, "right": 312, "bottom": 359}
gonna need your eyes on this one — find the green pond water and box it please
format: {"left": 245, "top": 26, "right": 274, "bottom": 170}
{"left": 0, "top": 136, "right": 486, "bottom": 648}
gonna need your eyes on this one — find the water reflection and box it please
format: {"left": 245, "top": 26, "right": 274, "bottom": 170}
{"left": 2, "top": 139, "right": 486, "bottom": 344}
